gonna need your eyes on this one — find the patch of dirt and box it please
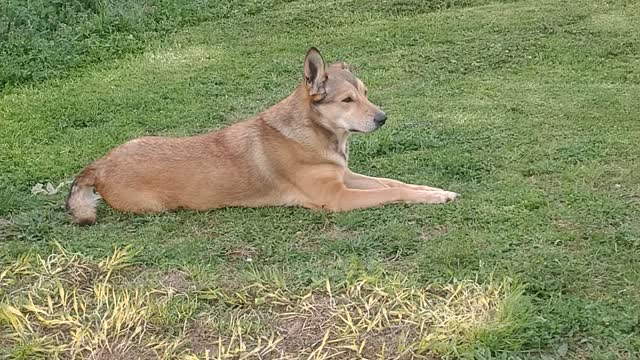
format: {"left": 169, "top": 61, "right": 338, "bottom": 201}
{"left": 276, "top": 315, "right": 330, "bottom": 352}
{"left": 361, "top": 326, "right": 421, "bottom": 359}
{"left": 62, "top": 261, "right": 102, "bottom": 290}
{"left": 90, "top": 342, "right": 158, "bottom": 360}
{"left": 272, "top": 294, "right": 431, "bottom": 359}
{"left": 184, "top": 318, "right": 219, "bottom": 354}
{"left": 159, "top": 270, "right": 190, "bottom": 293}
{"left": 183, "top": 295, "right": 341, "bottom": 357}
{"left": 225, "top": 244, "right": 257, "bottom": 262}
{"left": 275, "top": 294, "right": 335, "bottom": 350}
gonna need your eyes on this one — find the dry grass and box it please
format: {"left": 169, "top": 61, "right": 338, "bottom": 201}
{"left": 1, "top": 246, "right": 530, "bottom": 359}
{"left": 0, "top": 244, "right": 188, "bottom": 359}
{"left": 197, "top": 274, "right": 529, "bottom": 359}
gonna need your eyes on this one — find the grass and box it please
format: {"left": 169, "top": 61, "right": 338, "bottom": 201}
{"left": 0, "top": 0, "right": 297, "bottom": 91}
{"left": 1, "top": 0, "right": 639, "bottom": 358}
{"left": 1, "top": 245, "right": 529, "bottom": 359}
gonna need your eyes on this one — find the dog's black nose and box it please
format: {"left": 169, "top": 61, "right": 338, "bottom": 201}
{"left": 374, "top": 112, "right": 387, "bottom": 126}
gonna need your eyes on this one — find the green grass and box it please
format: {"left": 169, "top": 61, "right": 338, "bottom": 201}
{"left": 0, "top": 0, "right": 297, "bottom": 91}
{"left": 1, "top": 0, "right": 639, "bottom": 358}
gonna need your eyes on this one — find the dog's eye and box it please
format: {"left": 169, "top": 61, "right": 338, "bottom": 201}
{"left": 342, "top": 97, "right": 354, "bottom": 103}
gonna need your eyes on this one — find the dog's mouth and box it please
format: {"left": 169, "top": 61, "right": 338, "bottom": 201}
{"left": 349, "top": 126, "right": 383, "bottom": 133}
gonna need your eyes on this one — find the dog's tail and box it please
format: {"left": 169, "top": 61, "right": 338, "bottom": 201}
{"left": 65, "top": 165, "right": 100, "bottom": 225}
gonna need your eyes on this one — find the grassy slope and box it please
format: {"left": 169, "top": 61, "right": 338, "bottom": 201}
{"left": 1, "top": 0, "right": 639, "bottom": 357}
{"left": 0, "top": 0, "right": 298, "bottom": 90}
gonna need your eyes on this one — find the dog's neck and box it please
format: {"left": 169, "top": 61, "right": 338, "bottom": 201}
{"left": 260, "top": 85, "right": 350, "bottom": 165}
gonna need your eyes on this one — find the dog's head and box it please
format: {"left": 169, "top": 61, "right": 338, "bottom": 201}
{"left": 303, "top": 47, "right": 386, "bottom": 133}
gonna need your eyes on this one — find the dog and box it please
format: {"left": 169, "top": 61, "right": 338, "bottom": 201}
{"left": 65, "top": 47, "right": 459, "bottom": 225}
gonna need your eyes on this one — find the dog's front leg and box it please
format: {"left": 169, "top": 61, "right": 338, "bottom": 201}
{"left": 303, "top": 176, "right": 458, "bottom": 211}
{"left": 343, "top": 170, "right": 389, "bottom": 189}
{"left": 345, "top": 170, "right": 443, "bottom": 192}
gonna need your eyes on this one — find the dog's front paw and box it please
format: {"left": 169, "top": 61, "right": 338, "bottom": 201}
{"left": 440, "top": 190, "right": 460, "bottom": 201}
{"left": 433, "top": 190, "right": 460, "bottom": 204}
{"left": 415, "top": 190, "right": 459, "bottom": 204}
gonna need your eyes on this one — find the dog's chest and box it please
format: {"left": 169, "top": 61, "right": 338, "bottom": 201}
{"left": 332, "top": 137, "right": 349, "bottom": 166}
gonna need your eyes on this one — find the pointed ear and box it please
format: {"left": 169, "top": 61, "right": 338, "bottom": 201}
{"left": 304, "top": 47, "right": 327, "bottom": 100}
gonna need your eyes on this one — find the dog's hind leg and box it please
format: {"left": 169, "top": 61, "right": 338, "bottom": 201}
{"left": 101, "top": 189, "right": 167, "bottom": 214}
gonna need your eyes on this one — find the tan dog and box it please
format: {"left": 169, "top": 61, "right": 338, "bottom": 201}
{"left": 66, "top": 47, "right": 459, "bottom": 225}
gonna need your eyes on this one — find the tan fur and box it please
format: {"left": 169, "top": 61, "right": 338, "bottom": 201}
{"left": 66, "top": 47, "right": 458, "bottom": 225}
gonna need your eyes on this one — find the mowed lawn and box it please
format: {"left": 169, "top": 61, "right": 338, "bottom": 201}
{"left": 1, "top": 0, "right": 639, "bottom": 358}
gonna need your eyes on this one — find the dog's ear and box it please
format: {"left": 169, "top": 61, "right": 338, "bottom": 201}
{"left": 304, "top": 47, "right": 327, "bottom": 100}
